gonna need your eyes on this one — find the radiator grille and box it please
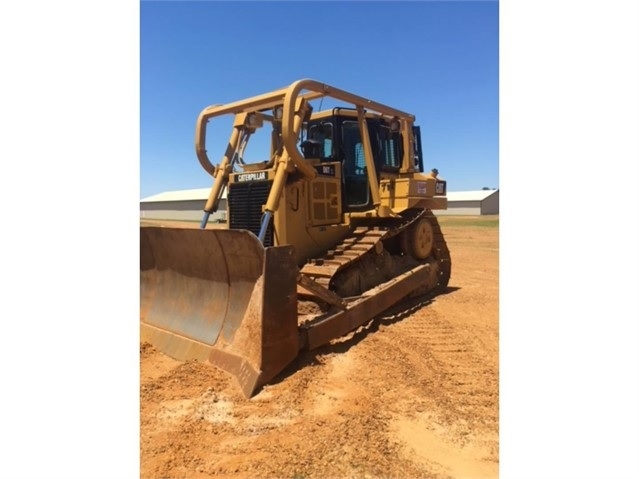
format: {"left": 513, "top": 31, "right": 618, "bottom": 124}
{"left": 228, "top": 180, "right": 273, "bottom": 247}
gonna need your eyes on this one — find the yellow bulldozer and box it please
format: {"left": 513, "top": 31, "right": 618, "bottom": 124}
{"left": 140, "top": 79, "right": 451, "bottom": 397}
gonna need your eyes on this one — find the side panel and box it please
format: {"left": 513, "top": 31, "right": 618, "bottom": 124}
{"left": 274, "top": 171, "right": 350, "bottom": 266}
{"left": 379, "top": 177, "right": 448, "bottom": 212}
{"left": 309, "top": 169, "right": 342, "bottom": 226}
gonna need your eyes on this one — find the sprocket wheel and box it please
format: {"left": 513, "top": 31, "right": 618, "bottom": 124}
{"left": 400, "top": 218, "right": 434, "bottom": 260}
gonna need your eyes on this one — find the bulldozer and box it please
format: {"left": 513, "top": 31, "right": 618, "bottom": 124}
{"left": 140, "top": 79, "right": 451, "bottom": 398}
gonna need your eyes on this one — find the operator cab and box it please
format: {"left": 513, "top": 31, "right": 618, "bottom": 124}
{"left": 302, "top": 109, "right": 406, "bottom": 212}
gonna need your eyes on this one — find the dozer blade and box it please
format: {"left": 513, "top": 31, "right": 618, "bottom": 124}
{"left": 140, "top": 226, "right": 299, "bottom": 398}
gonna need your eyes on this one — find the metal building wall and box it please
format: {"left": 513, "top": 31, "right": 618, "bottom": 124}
{"left": 435, "top": 201, "right": 482, "bottom": 216}
{"left": 480, "top": 191, "right": 499, "bottom": 215}
{"left": 140, "top": 199, "right": 227, "bottom": 222}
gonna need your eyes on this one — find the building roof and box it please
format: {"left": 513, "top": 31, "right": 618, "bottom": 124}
{"left": 446, "top": 189, "right": 498, "bottom": 202}
{"left": 141, "top": 187, "right": 226, "bottom": 203}
{"left": 141, "top": 187, "right": 497, "bottom": 203}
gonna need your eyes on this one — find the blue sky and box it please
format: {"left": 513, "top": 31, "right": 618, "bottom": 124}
{"left": 140, "top": 1, "right": 499, "bottom": 198}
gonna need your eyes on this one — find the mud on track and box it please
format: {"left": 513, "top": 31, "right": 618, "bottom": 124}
{"left": 140, "top": 216, "right": 499, "bottom": 479}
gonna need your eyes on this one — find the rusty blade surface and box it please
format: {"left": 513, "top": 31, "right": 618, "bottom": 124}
{"left": 140, "top": 226, "right": 299, "bottom": 397}
{"left": 141, "top": 227, "right": 264, "bottom": 348}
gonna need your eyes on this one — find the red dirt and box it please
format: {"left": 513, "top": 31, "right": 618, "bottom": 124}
{"left": 140, "top": 220, "right": 499, "bottom": 478}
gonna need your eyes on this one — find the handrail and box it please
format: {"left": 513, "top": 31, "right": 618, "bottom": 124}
{"left": 194, "top": 79, "right": 417, "bottom": 178}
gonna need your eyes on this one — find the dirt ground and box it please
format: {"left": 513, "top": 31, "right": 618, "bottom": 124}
{"left": 140, "top": 217, "right": 499, "bottom": 479}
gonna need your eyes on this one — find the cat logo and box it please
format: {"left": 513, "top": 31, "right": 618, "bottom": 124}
{"left": 236, "top": 171, "right": 267, "bottom": 182}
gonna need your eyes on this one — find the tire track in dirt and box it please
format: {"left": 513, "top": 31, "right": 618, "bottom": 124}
{"left": 281, "top": 342, "right": 450, "bottom": 479}
{"left": 353, "top": 294, "right": 499, "bottom": 477}
{"left": 401, "top": 312, "right": 498, "bottom": 431}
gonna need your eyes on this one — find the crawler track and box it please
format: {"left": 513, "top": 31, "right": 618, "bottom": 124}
{"left": 300, "top": 209, "right": 451, "bottom": 298}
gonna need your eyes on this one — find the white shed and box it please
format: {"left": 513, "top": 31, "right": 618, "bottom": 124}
{"left": 140, "top": 187, "right": 227, "bottom": 223}
{"left": 436, "top": 189, "right": 499, "bottom": 216}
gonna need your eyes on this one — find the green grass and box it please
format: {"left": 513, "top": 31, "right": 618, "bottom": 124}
{"left": 436, "top": 215, "right": 499, "bottom": 228}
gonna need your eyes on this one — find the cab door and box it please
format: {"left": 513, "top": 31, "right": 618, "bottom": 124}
{"left": 340, "top": 119, "right": 373, "bottom": 211}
